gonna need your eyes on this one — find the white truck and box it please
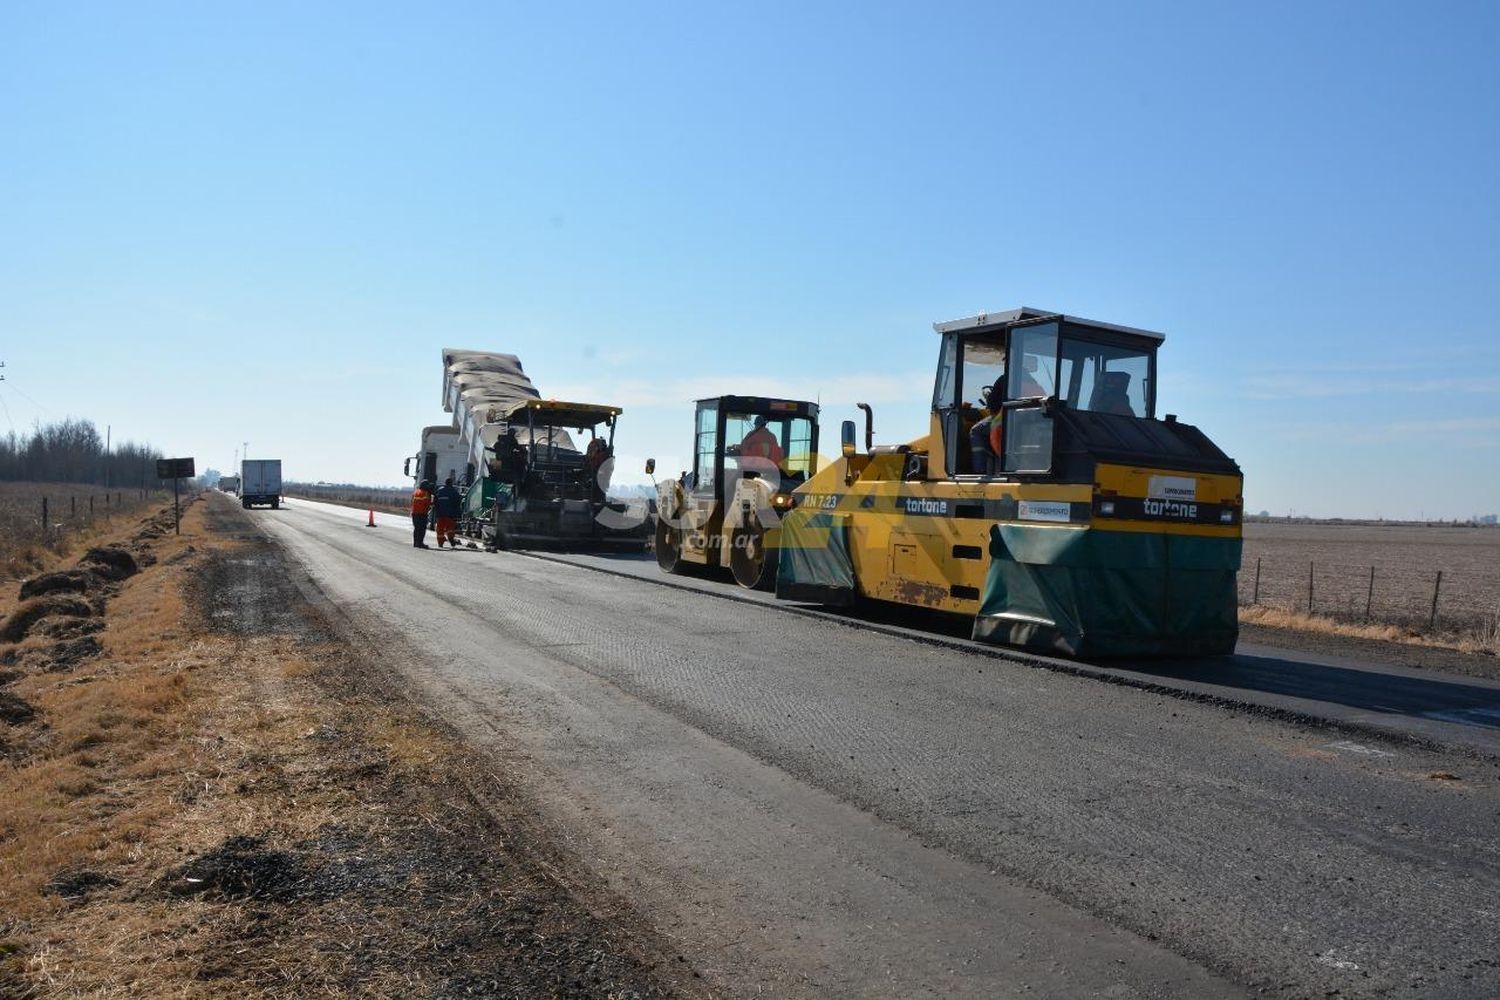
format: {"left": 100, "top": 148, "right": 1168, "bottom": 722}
{"left": 218, "top": 474, "right": 240, "bottom": 493}
{"left": 240, "top": 459, "right": 283, "bottom": 509}
{"left": 404, "top": 425, "right": 470, "bottom": 487}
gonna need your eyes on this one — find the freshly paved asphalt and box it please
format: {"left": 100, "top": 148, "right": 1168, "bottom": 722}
{"left": 249, "top": 496, "right": 1500, "bottom": 998}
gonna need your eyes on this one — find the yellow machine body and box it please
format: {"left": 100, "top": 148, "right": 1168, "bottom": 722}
{"left": 776, "top": 308, "right": 1244, "bottom": 657}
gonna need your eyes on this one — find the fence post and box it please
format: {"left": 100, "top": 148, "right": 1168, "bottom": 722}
{"left": 89, "top": 495, "right": 94, "bottom": 519}
{"left": 1429, "top": 571, "right": 1442, "bottom": 632}
{"left": 105, "top": 492, "right": 110, "bottom": 509}
{"left": 1307, "top": 561, "right": 1315, "bottom": 614}
{"left": 42, "top": 496, "right": 48, "bottom": 530}
{"left": 1365, "top": 566, "right": 1375, "bottom": 620}
{"left": 1253, "top": 558, "right": 1261, "bottom": 604}
{"left": 71, "top": 496, "right": 76, "bottom": 517}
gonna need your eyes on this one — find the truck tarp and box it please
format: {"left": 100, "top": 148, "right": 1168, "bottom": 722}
{"left": 774, "top": 511, "right": 857, "bottom": 606}
{"left": 972, "top": 523, "right": 1241, "bottom": 657}
{"left": 442, "top": 349, "right": 545, "bottom": 467}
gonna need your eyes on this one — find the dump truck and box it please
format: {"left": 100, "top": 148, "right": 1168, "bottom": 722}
{"left": 436, "top": 348, "right": 651, "bottom": 550}
{"left": 653, "top": 395, "right": 820, "bottom": 588}
{"left": 240, "top": 459, "right": 283, "bottom": 510}
{"left": 218, "top": 474, "right": 239, "bottom": 494}
{"left": 773, "top": 308, "right": 1243, "bottom": 658}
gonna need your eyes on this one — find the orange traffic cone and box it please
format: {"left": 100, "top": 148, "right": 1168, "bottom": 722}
{"left": 366, "top": 508, "right": 376, "bottom": 527}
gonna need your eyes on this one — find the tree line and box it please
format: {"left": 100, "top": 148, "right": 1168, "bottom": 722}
{"left": 0, "top": 418, "right": 166, "bottom": 486}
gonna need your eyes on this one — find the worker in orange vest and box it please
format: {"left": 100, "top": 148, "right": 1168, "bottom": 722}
{"left": 739, "top": 415, "right": 785, "bottom": 468}
{"left": 411, "top": 479, "right": 434, "bottom": 549}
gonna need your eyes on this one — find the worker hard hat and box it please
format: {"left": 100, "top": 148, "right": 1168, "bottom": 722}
{"left": 420, "top": 479, "right": 435, "bottom": 490}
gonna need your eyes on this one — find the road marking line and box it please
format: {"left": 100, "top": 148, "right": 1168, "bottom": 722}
{"left": 1422, "top": 706, "right": 1500, "bottom": 726}
{"left": 1324, "top": 740, "right": 1395, "bottom": 757}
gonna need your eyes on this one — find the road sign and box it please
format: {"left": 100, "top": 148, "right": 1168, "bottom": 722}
{"left": 155, "top": 457, "right": 194, "bottom": 535}
{"left": 156, "top": 457, "right": 195, "bottom": 479}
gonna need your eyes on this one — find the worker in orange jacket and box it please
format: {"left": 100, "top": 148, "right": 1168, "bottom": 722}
{"left": 411, "top": 479, "right": 434, "bottom": 548}
{"left": 739, "top": 416, "right": 785, "bottom": 468}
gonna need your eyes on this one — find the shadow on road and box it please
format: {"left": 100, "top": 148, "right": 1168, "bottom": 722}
{"left": 1144, "top": 654, "right": 1500, "bottom": 729}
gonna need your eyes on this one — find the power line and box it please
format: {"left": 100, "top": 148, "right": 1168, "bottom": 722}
{"left": 0, "top": 363, "right": 12, "bottom": 433}
{"left": 4, "top": 376, "right": 47, "bottom": 413}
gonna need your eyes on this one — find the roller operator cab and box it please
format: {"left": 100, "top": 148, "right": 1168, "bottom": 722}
{"left": 653, "top": 396, "right": 820, "bottom": 589}
{"left": 777, "top": 308, "right": 1244, "bottom": 658}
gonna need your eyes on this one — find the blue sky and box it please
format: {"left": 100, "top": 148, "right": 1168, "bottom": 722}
{"left": 1, "top": 1, "right": 1496, "bottom": 518}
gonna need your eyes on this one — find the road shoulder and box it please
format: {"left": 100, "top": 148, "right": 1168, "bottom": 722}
{"left": 0, "top": 495, "right": 693, "bottom": 997}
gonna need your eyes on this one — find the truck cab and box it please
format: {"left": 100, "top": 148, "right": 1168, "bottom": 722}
{"left": 404, "top": 426, "right": 471, "bottom": 488}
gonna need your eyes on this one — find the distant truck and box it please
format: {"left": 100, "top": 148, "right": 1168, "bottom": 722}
{"left": 240, "top": 459, "right": 283, "bottom": 509}
{"left": 404, "top": 426, "right": 471, "bottom": 488}
{"left": 218, "top": 474, "right": 240, "bottom": 493}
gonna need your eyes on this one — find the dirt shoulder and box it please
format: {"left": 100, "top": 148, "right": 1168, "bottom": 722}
{"left": 1, "top": 496, "right": 695, "bottom": 997}
{"left": 1238, "top": 613, "right": 1500, "bottom": 683}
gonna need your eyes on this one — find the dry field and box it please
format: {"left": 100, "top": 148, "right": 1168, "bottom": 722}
{"left": 1241, "top": 521, "right": 1500, "bottom": 636}
{"left": 0, "top": 482, "right": 169, "bottom": 581}
{"left": 283, "top": 483, "right": 409, "bottom": 515}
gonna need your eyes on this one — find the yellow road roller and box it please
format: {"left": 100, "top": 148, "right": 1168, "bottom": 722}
{"left": 653, "top": 395, "right": 820, "bottom": 589}
{"left": 774, "top": 308, "right": 1243, "bottom": 657}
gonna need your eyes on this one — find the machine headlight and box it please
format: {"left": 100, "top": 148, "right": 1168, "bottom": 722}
{"left": 1099, "top": 501, "right": 1115, "bottom": 516}
{"left": 1220, "top": 509, "right": 1235, "bottom": 523}
{"left": 772, "top": 493, "right": 795, "bottom": 509}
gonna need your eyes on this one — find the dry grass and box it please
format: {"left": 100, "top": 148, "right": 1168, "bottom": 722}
{"left": 1239, "top": 603, "right": 1498, "bottom": 655}
{"left": 0, "top": 482, "right": 170, "bottom": 582}
{"left": 0, "top": 495, "right": 685, "bottom": 998}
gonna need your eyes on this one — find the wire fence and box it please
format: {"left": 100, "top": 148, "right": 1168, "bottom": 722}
{"left": 1237, "top": 556, "right": 1498, "bottom": 634}
{"left": 0, "top": 484, "right": 169, "bottom": 575}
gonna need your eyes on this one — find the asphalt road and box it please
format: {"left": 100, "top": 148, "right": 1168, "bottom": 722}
{"left": 249, "top": 496, "right": 1500, "bottom": 998}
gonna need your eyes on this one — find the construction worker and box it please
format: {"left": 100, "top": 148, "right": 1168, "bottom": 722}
{"left": 969, "top": 375, "right": 1008, "bottom": 475}
{"left": 432, "top": 475, "right": 462, "bottom": 548}
{"left": 739, "top": 415, "right": 785, "bottom": 468}
{"left": 491, "top": 428, "right": 528, "bottom": 508}
{"left": 585, "top": 437, "right": 611, "bottom": 503}
{"left": 410, "top": 479, "right": 434, "bottom": 548}
{"left": 970, "top": 358, "right": 1049, "bottom": 473}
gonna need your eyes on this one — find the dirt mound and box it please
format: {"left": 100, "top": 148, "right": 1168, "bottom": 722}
{"left": 78, "top": 546, "right": 138, "bottom": 582}
{"left": 0, "top": 595, "right": 94, "bottom": 643}
{"left": 30, "top": 617, "right": 104, "bottom": 641}
{"left": 44, "top": 869, "right": 121, "bottom": 901}
{"left": 46, "top": 636, "right": 103, "bottom": 671}
{"left": 0, "top": 690, "right": 36, "bottom": 725}
{"left": 165, "top": 835, "right": 311, "bottom": 902}
{"left": 18, "top": 569, "right": 96, "bottom": 601}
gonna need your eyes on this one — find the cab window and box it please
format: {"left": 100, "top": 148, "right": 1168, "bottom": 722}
{"left": 1058, "top": 337, "right": 1153, "bottom": 417}
{"left": 960, "top": 337, "right": 1008, "bottom": 410}
{"left": 693, "top": 402, "right": 718, "bottom": 492}
{"left": 1007, "top": 323, "right": 1059, "bottom": 400}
